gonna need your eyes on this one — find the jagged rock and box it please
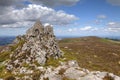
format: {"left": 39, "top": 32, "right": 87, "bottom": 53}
{"left": 6, "top": 20, "right": 63, "bottom": 72}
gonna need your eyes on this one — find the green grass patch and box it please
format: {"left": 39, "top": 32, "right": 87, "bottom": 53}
{"left": 45, "top": 57, "right": 61, "bottom": 67}
{"left": 34, "top": 60, "right": 41, "bottom": 66}
{"left": 22, "top": 62, "right": 30, "bottom": 67}
{"left": 0, "top": 67, "right": 12, "bottom": 78}
{"left": 100, "top": 38, "right": 110, "bottom": 43}
{"left": 62, "top": 49, "right": 77, "bottom": 61}
{"left": 10, "top": 39, "right": 25, "bottom": 52}
{"left": 0, "top": 51, "right": 10, "bottom": 62}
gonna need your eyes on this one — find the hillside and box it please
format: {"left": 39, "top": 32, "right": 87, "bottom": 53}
{"left": 0, "top": 20, "right": 120, "bottom": 80}
{"left": 59, "top": 36, "right": 120, "bottom": 76}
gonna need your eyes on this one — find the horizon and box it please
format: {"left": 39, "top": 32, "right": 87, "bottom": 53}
{"left": 0, "top": 0, "right": 120, "bottom": 37}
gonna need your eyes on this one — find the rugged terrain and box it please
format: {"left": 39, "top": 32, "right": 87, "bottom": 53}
{"left": 0, "top": 20, "right": 120, "bottom": 80}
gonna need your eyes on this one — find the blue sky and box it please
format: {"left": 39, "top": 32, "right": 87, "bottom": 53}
{"left": 0, "top": 0, "right": 120, "bottom": 37}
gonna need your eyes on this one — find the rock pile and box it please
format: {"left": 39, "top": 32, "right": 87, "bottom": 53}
{"left": 6, "top": 20, "right": 63, "bottom": 72}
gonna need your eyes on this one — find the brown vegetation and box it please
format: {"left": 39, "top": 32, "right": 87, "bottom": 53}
{"left": 59, "top": 36, "right": 120, "bottom": 76}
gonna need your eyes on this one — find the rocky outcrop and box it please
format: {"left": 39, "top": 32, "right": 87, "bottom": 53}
{"left": 6, "top": 60, "right": 119, "bottom": 80}
{"left": 6, "top": 20, "right": 63, "bottom": 72}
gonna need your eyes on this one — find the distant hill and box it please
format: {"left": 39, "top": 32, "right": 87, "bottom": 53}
{"left": 0, "top": 36, "right": 15, "bottom": 46}
{"left": 59, "top": 36, "right": 120, "bottom": 76}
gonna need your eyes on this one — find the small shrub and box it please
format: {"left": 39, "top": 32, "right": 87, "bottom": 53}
{"left": 34, "top": 60, "right": 41, "bottom": 66}
{"left": 4, "top": 75, "right": 16, "bottom": 80}
{"left": 45, "top": 57, "right": 60, "bottom": 67}
{"left": 43, "top": 77, "right": 49, "bottom": 80}
{"left": 32, "top": 70, "right": 42, "bottom": 80}
{"left": 103, "top": 74, "right": 114, "bottom": 80}
{"left": 63, "top": 76, "right": 75, "bottom": 80}
{"left": 58, "top": 68, "right": 66, "bottom": 75}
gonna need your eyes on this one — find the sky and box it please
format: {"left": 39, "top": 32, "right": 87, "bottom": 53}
{"left": 0, "top": 0, "right": 120, "bottom": 37}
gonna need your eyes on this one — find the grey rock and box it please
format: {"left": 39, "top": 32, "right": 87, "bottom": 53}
{"left": 64, "top": 67, "right": 86, "bottom": 79}
{"left": 6, "top": 20, "right": 63, "bottom": 72}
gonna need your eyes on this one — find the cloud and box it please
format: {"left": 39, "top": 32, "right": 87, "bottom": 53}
{"left": 30, "top": 0, "right": 80, "bottom": 7}
{"left": 95, "top": 14, "right": 107, "bottom": 24}
{"left": 106, "top": 22, "right": 120, "bottom": 32}
{"left": 107, "top": 0, "right": 120, "bottom": 6}
{"left": 0, "top": 4, "right": 78, "bottom": 28}
{"left": 97, "top": 15, "right": 107, "bottom": 19}
{"left": 67, "top": 26, "right": 98, "bottom": 33}
{"left": 80, "top": 26, "right": 98, "bottom": 31}
{"left": 0, "top": 0, "right": 79, "bottom": 28}
{"left": 80, "top": 26, "right": 93, "bottom": 31}
{"left": 0, "top": 0, "right": 20, "bottom": 7}
{"left": 0, "top": 0, "right": 25, "bottom": 15}
{"left": 0, "top": 21, "right": 34, "bottom": 28}
{"left": 68, "top": 28, "right": 77, "bottom": 32}
{"left": 107, "top": 22, "right": 120, "bottom": 28}
{"left": 0, "top": 0, "right": 80, "bottom": 9}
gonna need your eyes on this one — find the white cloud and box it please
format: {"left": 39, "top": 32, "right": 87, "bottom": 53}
{"left": 108, "top": 22, "right": 115, "bottom": 25}
{"left": 107, "top": 22, "right": 120, "bottom": 28}
{"left": 80, "top": 26, "right": 98, "bottom": 31}
{"left": 94, "top": 14, "right": 107, "bottom": 24}
{"left": 0, "top": 0, "right": 79, "bottom": 28}
{"left": 0, "top": 0, "right": 79, "bottom": 15}
{"left": 68, "top": 28, "right": 73, "bottom": 32}
{"left": 68, "top": 28, "right": 77, "bottom": 32}
{"left": 0, "top": 4, "right": 78, "bottom": 28}
{"left": 97, "top": 15, "right": 107, "bottom": 19}
{"left": 0, "top": 21, "right": 34, "bottom": 28}
{"left": 105, "top": 22, "right": 120, "bottom": 32}
{"left": 107, "top": 0, "right": 120, "bottom": 6}
{"left": 80, "top": 26, "right": 92, "bottom": 31}
{"left": 67, "top": 26, "right": 98, "bottom": 33}
{"left": 0, "top": 0, "right": 25, "bottom": 15}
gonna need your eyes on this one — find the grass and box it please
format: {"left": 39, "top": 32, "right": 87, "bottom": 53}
{"left": 62, "top": 76, "right": 75, "bottom": 80}
{"left": 0, "top": 51, "right": 10, "bottom": 62}
{"left": 0, "top": 39, "right": 25, "bottom": 62}
{"left": 62, "top": 49, "right": 77, "bottom": 62}
{"left": 9, "top": 39, "right": 25, "bottom": 52}
{"left": 4, "top": 75, "right": 16, "bottom": 80}
{"left": 44, "top": 57, "right": 61, "bottom": 67}
{"left": 0, "top": 39, "right": 26, "bottom": 78}
{"left": 0, "top": 67, "right": 12, "bottom": 78}
{"left": 44, "top": 50, "right": 77, "bottom": 67}
{"left": 22, "top": 62, "right": 30, "bottom": 67}
{"left": 32, "top": 70, "right": 42, "bottom": 80}
{"left": 59, "top": 36, "right": 120, "bottom": 76}
{"left": 103, "top": 74, "right": 114, "bottom": 80}
{"left": 34, "top": 60, "right": 41, "bottom": 66}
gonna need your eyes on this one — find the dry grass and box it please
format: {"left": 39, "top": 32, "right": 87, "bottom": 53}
{"left": 103, "top": 74, "right": 114, "bottom": 80}
{"left": 59, "top": 36, "right": 120, "bottom": 76}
